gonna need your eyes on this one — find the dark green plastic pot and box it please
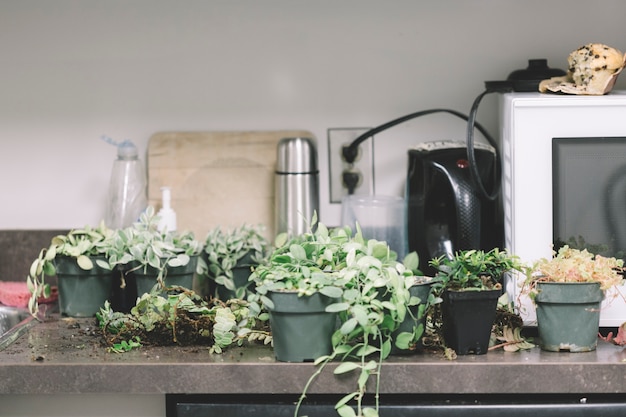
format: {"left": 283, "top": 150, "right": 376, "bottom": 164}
{"left": 133, "top": 255, "right": 198, "bottom": 296}
{"left": 215, "top": 252, "right": 257, "bottom": 301}
{"left": 535, "top": 282, "right": 603, "bottom": 352}
{"left": 441, "top": 288, "right": 501, "bottom": 355}
{"left": 267, "top": 291, "right": 338, "bottom": 362}
{"left": 55, "top": 256, "right": 113, "bottom": 317}
{"left": 391, "top": 280, "right": 433, "bottom": 355}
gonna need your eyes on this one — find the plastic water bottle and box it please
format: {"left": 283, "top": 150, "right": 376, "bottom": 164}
{"left": 102, "top": 136, "right": 147, "bottom": 229}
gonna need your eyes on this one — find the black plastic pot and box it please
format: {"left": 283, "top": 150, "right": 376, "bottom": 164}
{"left": 267, "top": 291, "right": 338, "bottom": 362}
{"left": 535, "top": 282, "right": 604, "bottom": 352}
{"left": 441, "top": 288, "right": 501, "bottom": 355}
{"left": 133, "top": 255, "right": 198, "bottom": 296}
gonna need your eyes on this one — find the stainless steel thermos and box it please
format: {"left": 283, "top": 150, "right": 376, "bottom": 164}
{"left": 275, "top": 137, "right": 319, "bottom": 237}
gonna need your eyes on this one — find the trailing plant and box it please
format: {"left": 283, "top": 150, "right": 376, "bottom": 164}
{"left": 97, "top": 285, "right": 271, "bottom": 354}
{"left": 249, "top": 214, "right": 353, "bottom": 313}
{"left": 304, "top": 247, "right": 432, "bottom": 417}
{"left": 27, "top": 222, "right": 113, "bottom": 317}
{"left": 200, "top": 224, "right": 269, "bottom": 299}
{"left": 101, "top": 206, "right": 204, "bottom": 288}
{"left": 250, "top": 215, "right": 434, "bottom": 417}
{"left": 526, "top": 245, "right": 624, "bottom": 294}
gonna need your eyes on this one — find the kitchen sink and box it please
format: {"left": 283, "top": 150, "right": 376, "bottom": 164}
{"left": 0, "top": 306, "right": 35, "bottom": 350}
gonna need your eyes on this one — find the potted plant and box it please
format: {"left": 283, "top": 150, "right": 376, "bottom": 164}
{"left": 251, "top": 215, "right": 432, "bottom": 417}
{"left": 525, "top": 245, "right": 624, "bottom": 352}
{"left": 429, "top": 248, "right": 526, "bottom": 355}
{"left": 27, "top": 222, "right": 114, "bottom": 318}
{"left": 201, "top": 224, "right": 269, "bottom": 301}
{"left": 250, "top": 219, "right": 349, "bottom": 363}
{"left": 103, "top": 207, "right": 204, "bottom": 297}
{"left": 300, "top": 230, "right": 432, "bottom": 417}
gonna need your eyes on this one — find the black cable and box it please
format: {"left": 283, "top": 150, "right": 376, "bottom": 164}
{"left": 343, "top": 90, "right": 509, "bottom": 200}
{"left": 342, "top": 108, "right": 499, "bottom": 164}
{"left": 466, "top": 89, "right": 501, "bottom": 201}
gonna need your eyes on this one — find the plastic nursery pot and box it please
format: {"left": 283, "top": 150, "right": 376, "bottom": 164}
{"left": 109, "top": 265, "right": 138, "bottom": 313}
{"left": 55, "top": 256, "right": 113, "bottom": 318}
{"left": 535, "top": 282, "right": 604, "bottom": 352}
{"left": 441, "top": 288, "right": 501, "bottom": 355}
{"left": 133, "top": 256, "right": 198, "bottom": 296}
{"left": 215, "top": 252, "right": 257, "bottom": 301}
{"left": 267, "top": 291, "right": 339, "bottom": 362}
{"left": 391, "top": 280, "right": 433, "bottom": 355}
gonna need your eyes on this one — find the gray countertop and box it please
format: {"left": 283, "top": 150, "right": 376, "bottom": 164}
{"left": 1, "top": 315, "right": 626, "bottom": 395}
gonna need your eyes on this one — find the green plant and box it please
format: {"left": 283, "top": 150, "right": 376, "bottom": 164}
{"left": 307, "top": 246, "right": 431, "bottom": 417}
{"left": 27, "top": 222, "right": 113, "bottom": 317}
{"left": 526, "top": 245, "right": 624, "bottom": 293}
{"left": 200, "top": 224, "right": 269, "bottom": 299}
{"left": 101, "top": 206, "right": 204, "bottom": 288}
{"left": 251, "top": 216, "right": 433, "bottom": 417}
{"left": 97, "top": 286, "right": 270, "bottom": 354}
{"left": 429, "top": 248, "right": 527, "bottom": 293}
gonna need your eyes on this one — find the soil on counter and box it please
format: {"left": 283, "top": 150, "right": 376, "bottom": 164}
{"left": 1, "top": 314, "right": 269, "bottom": 364}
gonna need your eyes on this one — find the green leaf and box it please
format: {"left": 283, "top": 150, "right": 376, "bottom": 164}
{"left": 334, "top": 361, "right": 360, "bottom": 374}
{"left": 337, "top": 405, "right": 356, "bottom": 417}
{"left": 76, "top": 255, "right": 93, "bottom": 270}
{"left": 335, "top": 392, "right": 358, "bottom": 409}
{"left": 352, "top": 305, "right": 368, "bottom": 326}
{"left": 319, "top": 286, "right": 343, "bottom": 298}
{"left": 357, "top": 367, "right": 370, "bottom": 388}
{"left": 403, "top": 251, "right": 420, "bottom": 272}
{"left": 394, "top": 332, "right": 413, "bottom": 350}
{"left": 290, "top": 244, "right": 307, "bottom": 260}
{"left": 339, "top": 317, "right": 357, "bottom": 335}
{"left": 362, "top": 407, "right": 379, "bottom": 417}
{"left": 43, "top": 262, "right": 56, "bottom": 277}
{"left": 95, "top": 259, "right": 111, "bottom": 270}
{"left": 356, "top": 344, "right": 378, "bottom": 357}
{"left": 326, "top": 302, "right": 350, "bottom": 313}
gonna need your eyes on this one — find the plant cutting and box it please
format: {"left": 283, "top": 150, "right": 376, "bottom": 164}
{"left": 97, "top": 285, "right": 271, "bottom": 353}
{"left": 525, "top": 245, "right": 624, "bottom": 352}
{"left": 251, "top": 214, "right": 433, "bottom": 417}
{"left": 200, "top": 224, "right": 269, "bottom": 300}
{"left": 27, "top": 222, "right": 114, "bottom": 318}
{"left": 102, "top": 206, "right": 204, "bottom": 296}
{"left": 429, "top": 248, "right": 526, "bottom": 355}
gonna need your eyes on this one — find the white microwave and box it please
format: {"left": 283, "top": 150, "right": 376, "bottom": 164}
{"left": 501, "top": 91, "right": 626, "bottom": 327}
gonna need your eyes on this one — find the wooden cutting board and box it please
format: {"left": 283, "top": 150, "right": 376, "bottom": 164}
{"left": 147, "top": 130, "right": 315, "bottom": 241}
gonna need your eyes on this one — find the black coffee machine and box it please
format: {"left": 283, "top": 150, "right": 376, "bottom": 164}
{"left": 407, "top": 140, "right": 503, "bottom": 275}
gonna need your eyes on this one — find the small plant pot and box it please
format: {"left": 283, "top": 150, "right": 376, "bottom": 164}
{"left": 215, "top": 252, "right": 258, "bottom": 301}
{"left": 134, "top": 256, "right": 198, "bottom": 296}
{"left": 55, "top": 256, "right": 113, "bottom": 317}
{"left": 391, "top": 280, "right": 433, "bottom": 355}
{"left": 267, "top": 291, "right": 338, "bottom": 362}
{"left": 108, "top": 265, "right": 138, "bottom": 313}
{"left": 535, "top": 282, "right": 604, "bottom": 352}
{"left": 441, "top": 288, "right": 501, "bottom": 355}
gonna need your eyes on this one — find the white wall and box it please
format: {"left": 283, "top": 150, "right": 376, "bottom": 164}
{"left": 2, "top": 0, "right": 625, "bottom": 230}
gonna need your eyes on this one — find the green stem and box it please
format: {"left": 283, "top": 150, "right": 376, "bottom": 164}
{"left": 294, "top": 353, "right": 335, "bottom": 417}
